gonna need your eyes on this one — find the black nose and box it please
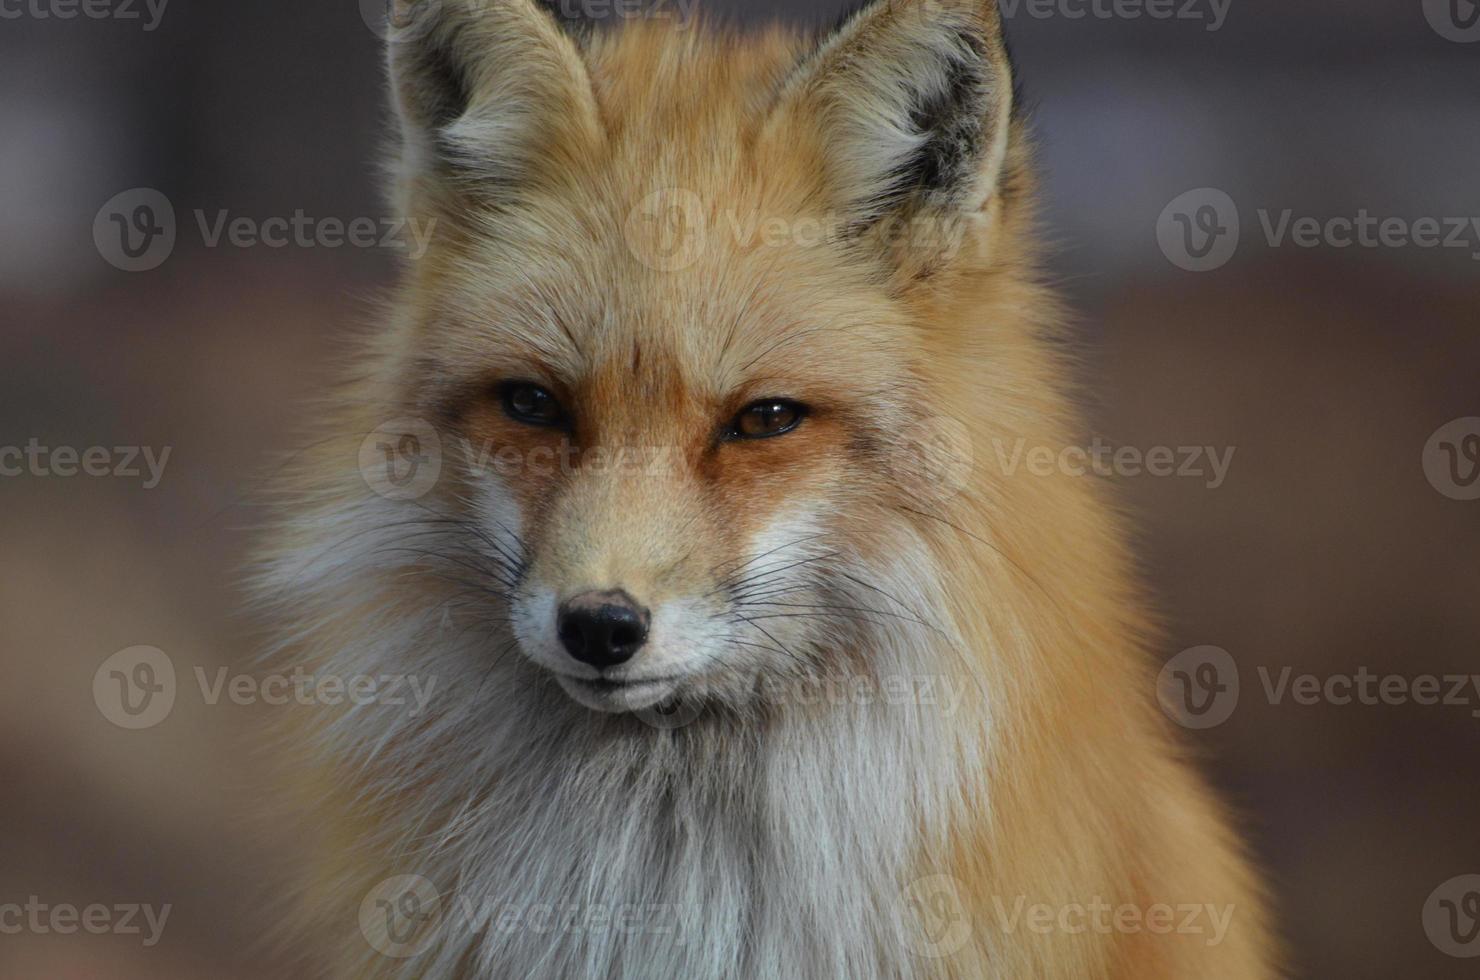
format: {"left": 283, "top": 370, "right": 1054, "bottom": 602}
{"left": 557, "top": 590, "right": 650, "bottom": 669}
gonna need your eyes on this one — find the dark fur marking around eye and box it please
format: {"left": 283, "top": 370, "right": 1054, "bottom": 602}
{"left": 847, "top": 427, "right": 884, "bottom": 464}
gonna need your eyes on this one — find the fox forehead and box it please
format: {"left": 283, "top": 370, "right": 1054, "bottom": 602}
{"left": 581, "top": 22, "right": 808, "bottom": 141}
{"left": 391, "top": 12, "right": 1005, "bottom": 421}
{"left": 409, "top": 188, "right": 914, "bottom": 422}
{"left": 383, "top": 19, "right": 934, "bottom": 405}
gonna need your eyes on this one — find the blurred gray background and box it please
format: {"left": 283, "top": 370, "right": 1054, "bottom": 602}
{"left": 2, "top": 0, "right": 1478, "bottom": 976}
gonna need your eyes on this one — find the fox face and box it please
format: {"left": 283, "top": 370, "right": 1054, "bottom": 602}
{"left": 414, "top": 192, "right": 936, "bottom": 716}
{"left": 479, "top": 311, "right": 912, "bottom": 715}
{"left": 371, "top": 0, "right": 1020, "bottom": 719}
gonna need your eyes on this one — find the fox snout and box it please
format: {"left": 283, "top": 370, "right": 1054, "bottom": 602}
{"left": 556, "top": 590, "right": 650, "bottom": 669}
{"left": 501, "top": 452, "right": 742, "bottom": 713}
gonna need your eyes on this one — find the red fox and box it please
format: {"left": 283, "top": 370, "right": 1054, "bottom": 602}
{"left": 258, "top": 1, "right": 1274, "bottom": 976}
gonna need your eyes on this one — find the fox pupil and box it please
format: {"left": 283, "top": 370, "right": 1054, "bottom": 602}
{"left": 502, "top": 382, "right": 563, "bottom": 427}
{"left": 733, "top": 400, "right": 805, "bottom": 440}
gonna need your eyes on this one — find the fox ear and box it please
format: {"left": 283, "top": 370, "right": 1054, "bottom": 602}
{"left": 386, "top": 0, "right": 602, "bottom": 199}
{"left": 769, "top": 0, "right": 1017, "bottom": 255}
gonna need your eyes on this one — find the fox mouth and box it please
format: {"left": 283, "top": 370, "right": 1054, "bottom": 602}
{"left": 555, "top": 673, "right": 684, "bottom": 714}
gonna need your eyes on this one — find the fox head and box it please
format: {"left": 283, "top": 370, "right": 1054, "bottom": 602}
{"left": 277, "top": 0, "right": 1049, "bottom": 736}
{"left": 324, "top": 0, "right": 1039, "bottom": 721}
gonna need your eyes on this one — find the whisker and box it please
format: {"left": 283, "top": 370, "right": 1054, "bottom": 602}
{"left": 708, "top": 532, "right": 829, "bottom": 589}
{"left": 733, "top": 600, "right": 944, "bottom": 636}
{"left": 897, "top": 503, "right": 1075, "bottom": 624}
{"left": 719, "top": 551, "right": 839, "bottom": 600}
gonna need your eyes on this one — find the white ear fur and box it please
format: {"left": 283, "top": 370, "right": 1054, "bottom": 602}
{"left": 770, "top": 0, "right": 1015, "bottom": 230}
{"left": 386, "top": 0, "right": 602, "bottom": 194}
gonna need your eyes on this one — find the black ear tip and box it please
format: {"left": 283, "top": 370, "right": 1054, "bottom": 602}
{"left": 995, "top": 14, "right": 1028, "bottom": 119}
{"left": 399, "top": 34, "right": 475, "bottom": 130}
{"left": 822, "top": 0, "right": 879, "bottom": 36}
{"left": 532, "top": 0, "right": 597, "bottom": 38}
{"left": 818, "top": 1, "right": 1017, "bottom": 74}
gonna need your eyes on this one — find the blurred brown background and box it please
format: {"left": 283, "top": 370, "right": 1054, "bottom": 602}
{"left": 2, "top": 0, "right": 1477, "bottom": 977}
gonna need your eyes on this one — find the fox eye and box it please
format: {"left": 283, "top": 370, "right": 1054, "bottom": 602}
{"left": 727, "top": 399, "right": 807, "bottom": 440}
{"left": 500, "top": 381, "right": 566, "bottom": 428}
